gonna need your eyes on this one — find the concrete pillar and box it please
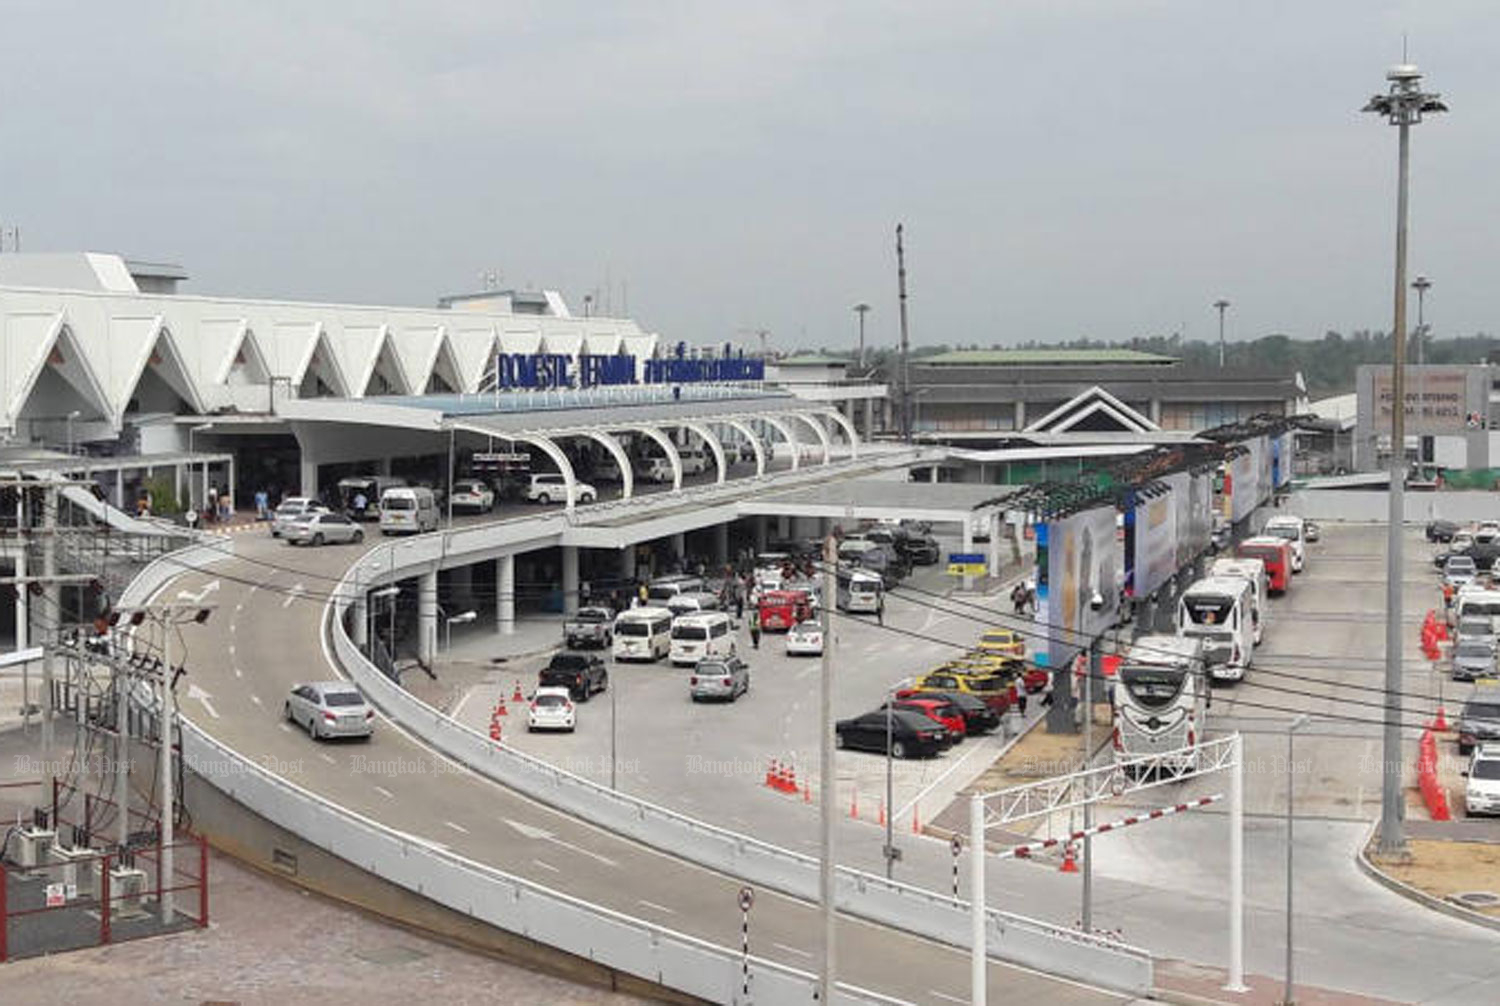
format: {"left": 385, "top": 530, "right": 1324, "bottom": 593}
{"left": 299, "top": 451, "right": 318, "bottom": 499}
{"left": 621, "top": 543, "right": 637, "bottom": 583}
{"left": 229, "top": 456, "right": 237, "bottom": 512}
{"left": 961, "top": 520, "right": 975, "bottom": 592}
{"left": 930, "top": 465, "right": 939, "bottom": 484}
{"left": 377, "top": 456, "right": 393, "bottom": 476}
{"left": 669, "top": 532, "right": 686, "bottom": 565}
{"left": 987, "top": 512, "right": 1002, "bottom": 579}
{"left": 1149, "top": 399, "right": 1162, "bottom": 426}
{"left": 496, "top": 555, "right": 515, "bottom": 635}
{"left": 562, "top": 546, "right": 580, "bottom": 615}
{"left": 115, "top": 468, "right": 125, "bottom": 510}
{"left": 863, "top": 398, "right": 874, "bottom": 438}
{"left": 776, "top": 515, "right": 791, "bottom": 538}
{"left": 418, "top": 570, "right": 438, "bottom": 664}
{"left": 713, "top": 523, "right": 729, "bottom": 566}
{"left": 352, "top": 594, "right": 368, "bottom": 646}
{"left": 175, "top": 463, "right": 185, "bottom": 511}
{"left": 1015, "top": 400, "right": 1026, "bottom": 430}
{"left": 753, "top": 515, "right": 769, "bottom": 553}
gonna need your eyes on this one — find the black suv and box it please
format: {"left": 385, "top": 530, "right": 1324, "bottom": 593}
{"left": 539, "top": 652, "right": 608, "bottom": 701}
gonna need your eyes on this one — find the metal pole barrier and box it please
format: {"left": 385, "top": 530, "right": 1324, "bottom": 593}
{"left": 885, "top": 688, "right": 895, "bottom": 878}
{"left": 100, "top": 852, "right": 112, "bottom": 946}
{"left": 952, "top": 834, "right": 962, "bottom": 899}
{"left": 0, "top": 857, "right": 7, "bottom": 962}
{"left": 739, "top": 886, "right": 754, "bottom": 1002}
{"left": 970, "top": 792, "right": 986, "bottom": 1006}
{"left": 610, "top": 663, "right": 618, "bottom": 791}
{"left": 1225, "top": 732, "right": 1247, "bottom": 991}
{"left": 818, "top": 534, "right": 837, "bottom": 1003}
{"left": 1082, "top": 640, "right": 1096, "bottom": 932}
{"left": 161, "top": 629, "right": 176, "bottom": 922}
{"left": 199, "top": 835, "right": 209, "bottom": 928}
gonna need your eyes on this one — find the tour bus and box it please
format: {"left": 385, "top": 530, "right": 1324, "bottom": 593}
{"left": 1209, "top": 557, "right": 1267, "bottom": 645}
{"left": 1236, "top": 537, "right": 1292, "bottom": 594}
{"left": 669, "top": 612, "right": 736, "bottom": 665}
{"left": 612, "top": 606, "right": 674, "bottom": 662}
{"left": 758, "top": 589, "right": 813, "bottom": 631}
{"left": 836, "top": 566, "right": 884, "bottom": 614}
{"left": 1176, "top": 576, "right": 1255, "bottom": 683}
{"left": 1113, "top": 635, "right": 1208, "bottom": 771}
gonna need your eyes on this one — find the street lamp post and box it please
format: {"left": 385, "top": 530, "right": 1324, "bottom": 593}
{"left": 1282, "top": 714, "right": 1309, "bottom": 1006}
{"left": 444, "top": 610, "right": 476, "bottom": 657}
{"left": 852, "top": 303, "right": 871, "bottom": 373}
{"left": 1214, "top": 299, "right": 1230, "bottom": 369}
{"left": 1363, "top": 61, "right": 1447, "bottom": 858}
{"left": 188, "top": 422, "right": 212, "bottom": 511}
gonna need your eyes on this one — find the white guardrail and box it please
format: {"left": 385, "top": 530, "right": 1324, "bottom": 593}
{"left": 120, "top": 538, "right": 911, "bottom": 1006}
{"left": 338, "top": 532, "right": 1154, "bottom": 995}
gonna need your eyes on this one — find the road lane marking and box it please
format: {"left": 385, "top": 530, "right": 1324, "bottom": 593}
{"left": 532, "top": 859, "right": 560, "bottom": 873}
{"left": 176, "top": 579, "right": 220, "bottom": 604}
{"left": 373, "top": 785, "right": 395, "bottom": 799}
{"left": 228, "top": 644, "right": 235, "bottom": 656}
{"left": 444, "top": 820, "right": 470, "bottom": 834}
{"left": 504, "top": 818, "right": 617, "bottom": 867}
{"left": 282, "top": 583, "right": 305, "bottom": 608}
{"left": 930, "top": 991, "right": 965, "bottom": 1004}
{"left": 637, "top": 899, "right": 675, "bottom": 915}
{"left": 234, "top": 668, "right": 242, "bottom": 678}
{"left": 773, "top": 942, "right": 813, "bottom": 959}
{"left": 186, "top": 683, "right": 219, "bottom": 719}
{"left": 249, "top": 694, "right": 262, "bottom": 706}
{"left": 278, "top": 723, "right": 293, "bottom": 733}
{"left": 320, "top": 753, "right": 337, "bottom": 765}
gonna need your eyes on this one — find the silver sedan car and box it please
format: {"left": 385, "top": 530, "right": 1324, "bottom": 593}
{"left": 283, "top": 511, "right": 365, "bottom": 546}
{"left": 285, "top": 681, "right": 375, "bottom": 740}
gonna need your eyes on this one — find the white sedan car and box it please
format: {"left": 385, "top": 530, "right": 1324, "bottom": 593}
{"left": 528, "top": 686, "right": 576, "bottom": 732}
{"left": 450, "top": 480, "right": 496, "bottom": 513}
{"left": 786, "top": 620, "right": 824, "bottom": 656}
{"left": 284, "top": 682, "right": 375, "bottom": 740}
{"left": 283, "top": 511, "right": 364, "bottom": 546}
{"left": 526, "top": 473, "right": 596, "bottom": 505}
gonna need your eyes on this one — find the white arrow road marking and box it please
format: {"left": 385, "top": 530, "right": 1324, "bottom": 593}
{"left": 372, "top": 785, "right": 395, "bottom": 800}
{"left": 281, "top": 583, "right": 305, "bottom": 609}
{"left": 177, "top": 580, "right": 220, "bottom": 604}
{"left": 504, "top": 818, "right": 618, "bottom": 867}
{"left": 186, "top": 683, "right": 218, "bottom": 719}
{"left": 444, "top": 820, "right": 470, "bottom": 834}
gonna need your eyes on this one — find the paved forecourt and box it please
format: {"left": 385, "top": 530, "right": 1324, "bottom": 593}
{"left": 151, "top": 529, "right": 1131, "bottom": 1006}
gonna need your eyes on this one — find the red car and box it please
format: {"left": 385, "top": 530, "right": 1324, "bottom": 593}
{"left": 887, "top": 697, "right": 967, "bottom": 744}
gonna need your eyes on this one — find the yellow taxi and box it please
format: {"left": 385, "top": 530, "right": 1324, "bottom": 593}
{"left": 974, "top": 627, "right": 1026, "bottom": 658}
{"left": 906, "top": 668, "right": 1016, "bottom": 713}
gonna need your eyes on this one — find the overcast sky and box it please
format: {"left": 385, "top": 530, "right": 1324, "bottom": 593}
{"left": 2, "top": 2, "right": 1494, "bottom": 352}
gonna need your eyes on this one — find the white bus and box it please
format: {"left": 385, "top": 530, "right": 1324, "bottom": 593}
{"left": 669, "top": 612, "right": 736, "bottom": 665}
{"left": 1113, "top": 635, "right": 1207, "bottom": 771}
{"left": 1176, "top": 576, "right": 1255, "bottom": 683}
{"left": 1208, "top": 557, "right": 1267, "bottom": 645}
{"left": 835, "top": 566, "right": 883, "bottom": 614}
{"left": 612, "top": 606, "right": 674, "bottom": 662}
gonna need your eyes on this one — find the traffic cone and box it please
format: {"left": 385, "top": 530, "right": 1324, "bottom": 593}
{"left": 803, "top": 779, "right": 812, "bottom": 803}
{"left": 1060, "top": 842, "right": 1079, "bottom": 873}
{"left": 1437, "top": 620, "right": 1450, "bottom": 642}
{"left": 496, "top": 698, "right": 508, "bottom": 717}
{"left": 912, "top": 804, "right": 921, "bottom": 834}
{"left": 785, "top": 763, "right": 798, "bottom": 795}
{"left": 878, "top": 799, "right": 886, "bottom": 827}
{"left": 849, "top": 789, "right": 859, "bottom": 820}
{"left": 1433, "top": 705, "right": 1450, "bottom": 731}
{"left": 512, "top": 680, "right": 524, "bottom": 703}
{"left": 489, "top": 720, "right": 502, "bottom": 742}
{"left": 766, "top": 759, "right": 779, "bottom": 790}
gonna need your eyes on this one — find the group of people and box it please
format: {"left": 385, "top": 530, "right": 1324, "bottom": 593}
{"left": 1010, "top": 579, "right": 1038, "bottom": 617}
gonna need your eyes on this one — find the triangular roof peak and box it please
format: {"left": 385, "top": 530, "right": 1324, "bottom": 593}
{"left": 1025, "top": 385, "right": 1159, "bottom": 434}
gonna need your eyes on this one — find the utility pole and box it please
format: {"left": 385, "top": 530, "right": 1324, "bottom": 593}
{"left": 1363, "top": 61, "right": 1446, "bottom": 859}
{"left": 896, "top": 225, "right": 911, "bottom": 443}
{"left": 42, "top": 484, "right": 58, "bottom": 752}
{"left": 1214, "top": 299, "right": 1230, "bottom": 369}
{"left": 818, "top": 532, "right": 838, "bottom": 1003}
{"left": 852, "top": 303, "right": 870, "bottom": 373}
{"left": 1082, "top": 641, "right": 1097, "bottom": 932}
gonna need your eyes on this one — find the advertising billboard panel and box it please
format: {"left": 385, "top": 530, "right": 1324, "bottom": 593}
{"left": 1132, "top": 488, "right": 1178, "bottom": 599}
{"left": 1228, "top": 440, "right": 1260, "bottom": 523}
{"left": 1369, "top": 366, "right": 1474, "bottom": 435}
{"left": 1036, "top": 505, "right": 1121, "bottom": 669}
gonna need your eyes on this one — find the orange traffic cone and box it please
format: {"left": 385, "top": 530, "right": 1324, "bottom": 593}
{"left": 1060, "top": 842, "right": 1079, "bottom": 873}
{"left": 849, "top": 789, "right": 859, "bottom": 820}
{"left": 766, "top": 759, "right": 780, "bottom": 790}
{"left": 803, "top": 779, "right": 812, "bottom": 803}
{"left": 489, "top": 720, "right": 502, "bottom": 742}
{"left": 878, "top": 799, "right": 886, "bottom": 827}
{"left": 911, "top": 804, "right": 922, "bottom": 834}
{"left": 785, "top": 764, "right": 798, "bottom": 795}
{"left": 1434, "top": 705, "right": 1450, "bottom": 731}
{"left": 512, "top": 680, "right": 524, "bottom": 703}
{"left": 496, "top": 698, "right": 508, "bottom": 717}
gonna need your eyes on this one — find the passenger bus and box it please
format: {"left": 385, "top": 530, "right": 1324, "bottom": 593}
{"left": 757, "top": 589, "right": 812, "bottom": 632}
{"left": 835, "top": 566, "right": 883, "bottom": 614}
{"left": 1454, "top": 588, "right": 1500, "bottom": 632}
{"left": 1113, "top": 635, "right": 1208, "bottom": 771}
{"left": 1176, "top": 576, "right": 1255, "bottom": 683}
{"left": 1209, "top": 557, "right": 1267, "bottom": 645}
{"left": 1236, "top": 537, "right": 1292, "bottom": 594}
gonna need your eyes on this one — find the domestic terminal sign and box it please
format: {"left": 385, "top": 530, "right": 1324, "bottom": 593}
{"left": 947, "top": 552, "right": 987, "bottom": 577}
{"left": 496, "top": 343, "right": 765, "bottom": 391}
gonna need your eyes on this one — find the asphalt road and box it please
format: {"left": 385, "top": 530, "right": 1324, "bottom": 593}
{"left": 150, "top": 530, "right": 1132, "bottom": 1006}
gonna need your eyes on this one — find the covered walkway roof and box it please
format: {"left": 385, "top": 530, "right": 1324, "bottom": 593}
{"left": 737, "top": 477, "right": 1022, "bottom": 526}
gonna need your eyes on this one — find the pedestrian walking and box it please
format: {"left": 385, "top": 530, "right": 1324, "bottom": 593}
{"left": 749, "top": 610, "right": 761, "bottom": 650}
{"left": 637, "top": 582, "right": 649, "bottom": 607}
{"left": 206, "top": 484, "right": 219, "bottom": 522}
{"left": 876, "top": 594, "right": 885, "bottom": 627}
{"left": 254, "top": 488, "right": 269, "bottom": 521}
{"left": 1017, "top": 690, "right": 1029, "bottom": 718}
{"left": 734, "top": 590, "right": 744, "bottom": 620}
{"left": 580, "top": 580, "right": 592, "bottom": 607}
{"left": 353, "top": 491, "right": 368, "bottom": 520}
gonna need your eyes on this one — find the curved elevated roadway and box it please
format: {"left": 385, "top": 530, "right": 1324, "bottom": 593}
{"left": 148, "top": 530, "right": 1133, "bottom": 1006}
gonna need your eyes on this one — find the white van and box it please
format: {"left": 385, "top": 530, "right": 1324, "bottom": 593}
{"left": 379, "top": 487, "right": 438, "bottom": 535}
{"left": 646, "top": 575, "right": 705, "bottom": 605}
{"left": 677, "top": 446, "right": 709, "bottom": 476}
{"left": 612, "top": 606, "right": 674, "bottom": 662}
{"left": 670, "top": 612, "right": 736, "bottom": 665}
{"left": 1208, "top": 557, "right": 1268, "bottom": 645}
{"left": 666, "top": 591, "right": 720, "bottom": 617}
